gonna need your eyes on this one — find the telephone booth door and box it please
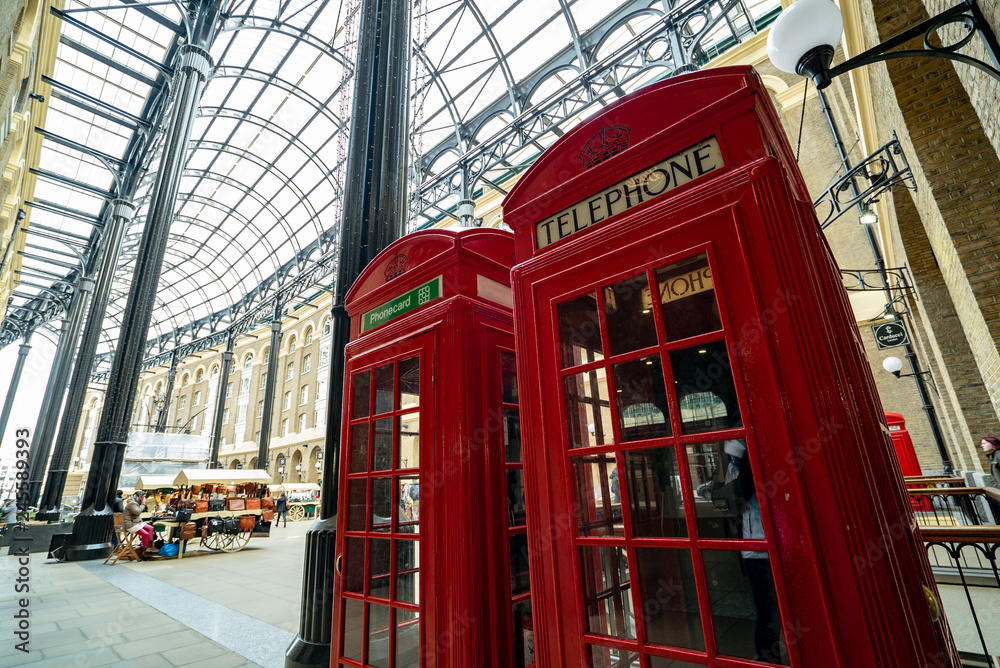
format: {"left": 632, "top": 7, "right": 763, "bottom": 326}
{"left": 331, "top": 228, "right": 534, "bottom": 668}
{"left": 503, "top": 67, "right": 958, "bottom": 668}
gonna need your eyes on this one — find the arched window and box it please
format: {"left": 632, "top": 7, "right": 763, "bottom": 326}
{"left": 304, "top": 327, "right": 313, "bottom": 345}
{"left": 181, "top": 373, "right": 189, "bottom": 387}
{"left": 195, "top": 368, "right": 204, "bottom": 383}
{"left": 262, "top": 347, "right": 270, "bottom": 364}
{"left": 322, "top": 318, "right": 331, "bottom": 336}
{"left": 211, "top": 364, "right": 220, "bottom": 377}
{"left": 288, "top": 336, "right": 297, "bottom": 354}
{"left": 243, "top": 353, "right": 254, "bottom": 370}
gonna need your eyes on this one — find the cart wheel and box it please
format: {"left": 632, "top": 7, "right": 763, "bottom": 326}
{"left": 222, "top": 530, "right": 251, "bottom": 552}
{"left": 202, "top": 533, "right": 222, "bottom": 551}
{"left": 288, "top": 505, "right": 305, "bottom": 521}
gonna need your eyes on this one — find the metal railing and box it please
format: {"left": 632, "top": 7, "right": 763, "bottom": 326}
{"left": 909, "top": 488, "right": 1000, "bottom": 528}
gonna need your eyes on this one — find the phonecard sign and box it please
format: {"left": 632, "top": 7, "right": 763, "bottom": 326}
{"left": 361, "top": 276, "right": 443, "bottom": 332}
{"left": 534, "top": 136, "right": 724, "bottom": 250}
{"left": 872, "top": 321, "right": 910, "bottom": 350}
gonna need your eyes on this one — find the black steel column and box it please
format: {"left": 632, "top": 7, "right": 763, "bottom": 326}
{"left": 209, "top": 337, "right": 234, "bottom": 468}
{"left": 155, "top": 350, "right": 179, "bottom": 432}
{"left": 0, "top": 332, "right": 33, "bottom": 449}
{"left": 36, "top": 200, "right": 136, "bottom": 521}
{"left": 25, "top": 275, "right": 94, "bottom": 508}
{"left": 63, "top": 2, "right": 221, "bottom": 562}
{"left": 287, "top": 0, "right": 411, "bottom": 664}
{"left": 258, "top": 310, "right": 283, "bottom": 471}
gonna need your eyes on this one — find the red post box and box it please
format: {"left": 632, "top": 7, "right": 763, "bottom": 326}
{"left": 885, "top": 412, "right": 923, "bottom": 477}
{"left": 503, "top": 67, "right": 958, "bottom": 667}
{"left": 330, "top": 228, "right": 535, "bottom": 668}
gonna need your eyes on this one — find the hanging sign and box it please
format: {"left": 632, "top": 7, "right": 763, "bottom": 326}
{"left": 361, "top": 276, "right": 443, "bottom": 332}
{"left": 534, "top": 136, "right": 724, "bottom": 250}
{"left": 871, "top": 321, "right": 910, "bottom": 350}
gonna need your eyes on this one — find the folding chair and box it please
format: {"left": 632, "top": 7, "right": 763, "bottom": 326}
{"left": 104, "top": 512, "right": 140, "bottom": 564}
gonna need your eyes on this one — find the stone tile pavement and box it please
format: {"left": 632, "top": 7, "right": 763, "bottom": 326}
{"left": 0, "top": 518, "right": 314, "bottom": 667}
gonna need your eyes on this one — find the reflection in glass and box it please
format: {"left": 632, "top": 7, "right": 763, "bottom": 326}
{"left": 399, "top": 414, "right": 420, "bottom": 469}
{"left": 347, "top": 479, "right": 367, "bottom": 532}
{"left": 396, "top": 538, "right": 420, "bottom": 604}
{"left": 396, "top": 608, "right": 420, "bottom": 668}
{"left": 342, "top": 598, "right": 364, "bottom": 661}
{"left": 510, "top": 533, "right": 530, "bottom": 596}
{"left": 504, "top": 409, "right": 522, "bottom": 463}
{"left": 351, "top": 370, "right": 371, "bottom": 419}
{"left": 373, "top": 418, "right": 392, "bottom": 471}
{"left": 501, "top": 351, "right": 518, "bottom": 404}
{"left": 565, "top": 368, "right": 613, "bottom": 448}
{"left": 605, "top": 273, "right": 658, "bottom": 356}
{"left": 704, "top": 550, "right": 788, "bottom": 664}
{"left": 345, "top": 537, "right": 365, "bottom": 594}
{"left": 579, "top": 545, "right": 634, "bottom": 639}
{"left": 624, "top": 448, "right": 686, "bottom": 538}
{"left": 574, "top": 455, "right": 623, "bottom": 537}
{"left": 370, "top": 538, "right": 391, "bottom": 599}
{"left": 613, "top": 356, "right": 671, "bottom": 442}
{"left": 398, "top": 476, "right": 420, "bottom": 532}
{"left": 513, "top": 599, "right": 534, "bottom": 668}
{"left": 349, "top": 423, "right": 369, "bottom": 473}
{"left": 648, "top": 657, "right": 705, "bottom": 668}
{"left": 507, "top": 469, "right": 526, "bottom": 526}
{"left": 634, "top": 548, "right": 704, "bottom": 651}
{"left": 375, "top": 363, "right": 394, "bottom": 414}
{"left": 559, "top": 292, "right": 604, "bottom": 368}
{"left": 368, "top": 603, "right": 391, "bottom": 668}
{"left": 371, "top": 478, "right": 391, "bottom": 532}
{"left": 655, "top": 254, "right": 722, "bottom": 341}
{"left": 670, "top": 341, "right": 741, "bottom": 434}
{"left": 398, "top": 356, "right": 420, "bottom": 409}
{"left": 686, "top": 440, "right": 764, "bottom": 542}
{"left": 588, "top": 646, "right": 640, "bottom": 668}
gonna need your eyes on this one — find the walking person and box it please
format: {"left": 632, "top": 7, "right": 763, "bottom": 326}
{"left": 1, "top": 498, "right": 18, "bottom": 525}
{"left": 276, "top": 492, "right": 288, "bottom": 527}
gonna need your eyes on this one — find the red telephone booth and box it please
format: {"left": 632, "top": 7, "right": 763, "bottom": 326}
{"left": 503, "top": 67, "right": 958, "bottom": 668}
{"left": 885, "top": 412, "right": 923, "bottom": 477}
{"left": 331, "top": 228, "right": 534, "bottom": 668}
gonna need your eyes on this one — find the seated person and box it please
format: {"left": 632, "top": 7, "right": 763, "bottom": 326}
{"left": 124, "top": 491, "right": 156, "bottom": 556}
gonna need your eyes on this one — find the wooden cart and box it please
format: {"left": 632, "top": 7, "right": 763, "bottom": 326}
{"left": 270, "top": 482, "right": 320, "bottom": 521}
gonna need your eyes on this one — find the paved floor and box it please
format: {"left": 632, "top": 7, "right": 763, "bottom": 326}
{"left": 0, "top": 518, "right": 312, "bottom": 668}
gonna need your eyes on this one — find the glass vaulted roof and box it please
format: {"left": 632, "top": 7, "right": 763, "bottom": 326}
{"left": 3, "top": 0, "right": 781, "bottom": 367}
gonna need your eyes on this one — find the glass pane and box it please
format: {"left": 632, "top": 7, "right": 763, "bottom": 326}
{"left": 559, "top": 291, "right": 604, "bottom": 368}
{"left": 501, "top": 351, "right": 518, "bottom": 404}
{"left": 634, "top": 548, "right": 704, "bottom": 651}
{"left": 345, "top": 537, "right": 365, "bottom": 594}
{"left": 507, "top": 469, "right": 527, "bottom": 526}
{"left": 613, "top": 356, "right": 671, "bottom": 442}
{"left": 399, "top": 413, "right": 420, "bottom": 469}
{"left": 510, "top": 533, "right": 530, "bottom": 596}
{"left": 687, "top": 440, "right": 764, "bottom": 542}
{"left": 351, "top": 370, "right": 371, "bottom": 419}
{"left": 349, "top": 423, "right": 369, "bottom": 473}
{"left": 504, "top": 409, "right": 522, "bottom": 463}
{"left": 372, "top": 477, "right": 392, "bottom": 532}
{"left": 373, "top": 418, "right": 393, "bottom": 471}
{"left": 574, "top": 454, "right": 623, "bottom": 537}
{"left": 587, "top": 646, "right": 640, "bottom": 668}
{"left": 342, "top": 598, "right": 364, "bottom": 662}
{"left": 624, "top": 447, "right": 686, "bottom": 538}
{"left": 513, "top": 599, "right": 535, "bottom": 668}
{"left": 398, "top": 476, "right": 420, "bottom": 533}
{"left": 396, "top": 538, "right": 420, "bottom": 604}
{"left": 648, "top": 657, "right": 705, "bottom": 668}
{"left": 398, "top": 356, "right": 420, "bottom": 409}
{"left": 605, "top": 273, "right": 658, "bottom": 356}
{"left": 579, "top": 545, "right": 634, "bottom": 639}
{"left": 704, "top": 550, "right": 788, "bottom": 664}
{"left": 654, "top": 254, "right": 722, "bottom": 341}
{"left": 368, "top": 603, "right": 391, "bottom": 668}
{"left": 396, "top": 608, "right": 420, "bottom": 668}
{"left": 670, "top": 341, "right": 741, "bottom": 434}
{"left": 375, "top": 363, "right": 394, "bottom": 414}
{"left": 347, "top": 479, "right": 367, "bottom": 532}
{"left": 370, "top": 538, "right": 391, "bottom": 599}
{"left": 565, "top": 368, "right": 613, "bottom": 448}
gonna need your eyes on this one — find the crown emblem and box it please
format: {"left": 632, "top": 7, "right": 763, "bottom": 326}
{"left": 579, "top": 123, "right": 632, "bottom": 169}
{"left": 384, "top": 252, "right": 408, "bottom": 281}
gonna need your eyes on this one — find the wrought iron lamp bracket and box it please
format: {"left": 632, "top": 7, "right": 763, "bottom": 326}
{"left": 816, "top": 135, "right": 914, "bottom": 229}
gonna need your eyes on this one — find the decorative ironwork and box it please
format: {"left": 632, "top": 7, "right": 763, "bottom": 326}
{"left": 815, "top": 135, "right": 914, "bottom": 229}
{"left": 840, "top": 266, "right": 916, "bottom": 319}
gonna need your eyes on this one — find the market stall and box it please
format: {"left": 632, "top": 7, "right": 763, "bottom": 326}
{"left": 270, "top": 482, "right": 320, "bottom": 521}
